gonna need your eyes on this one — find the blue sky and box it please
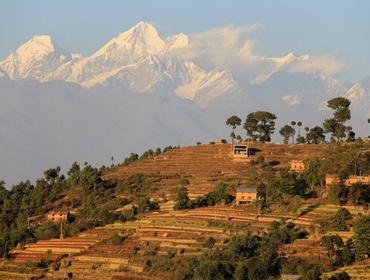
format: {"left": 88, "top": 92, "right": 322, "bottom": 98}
{"left": 0, "top": 0, "right": 369, "bottom": 82}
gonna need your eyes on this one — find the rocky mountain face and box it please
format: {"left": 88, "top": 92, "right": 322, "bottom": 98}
{"left": 0, "top": 22, "right": 368, "bottom": 184}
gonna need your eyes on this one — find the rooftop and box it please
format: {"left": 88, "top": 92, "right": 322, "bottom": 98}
{"left": 48, "top": 210, "right": 70, "bottom": 215}
{"left": 236, "top": 187, "right": 257, "bottom": 193}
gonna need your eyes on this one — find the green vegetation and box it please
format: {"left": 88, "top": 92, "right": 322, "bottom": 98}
{"left": 354, "top": 215, "right": 370, "bottom": 260}
{"left": 320, "top": 208, "right": 352, "bottom": 232}
{"left": 282, "top": 257, "right": 321, "bottom": 280}
{"left": 321, "top": 235, "right": 354, "bottom": 268}
{"left": 303, "top": 157, "right": 325, "bottom": 189}
{"left": 0, "top": 161, "right": 123, "bottom": 255}
{"left": 174, "top": 182, "right": 234, "bottom": 210}
{"left": 328, "top": 271, "right": 350, "bottom": 280}
{"left": 260, "top": 170, "right": 310, "bottom": 208}
{"left": 122, "top": 145, "right": 179, "bottom": 166}
{"left": 145, "top": 220, "right": 309, "bottom": 279}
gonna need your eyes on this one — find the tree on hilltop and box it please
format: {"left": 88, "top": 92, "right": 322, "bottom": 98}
{"left": 244, "top": 111, "right": 277, "bottom": 142}
{"left": 323, "top": 97, "right": 352, "bottom": 142}
{"left": 226, "top": 115, "right": 241, "bottom": 144}
{"left": 279, "top": 125, "right": 295, "bottom": 144}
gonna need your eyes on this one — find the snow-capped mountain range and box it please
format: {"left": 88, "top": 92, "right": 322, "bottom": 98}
{"left": 0, "top": 22, "right": 369, "bottom": 185}
{"left": 0, "top": 22, "right": 243, "bottom": 108}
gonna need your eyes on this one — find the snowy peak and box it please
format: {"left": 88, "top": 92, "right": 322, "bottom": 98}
{"left": 94, "top": 21, "right": 165, "bottom": 58}
{"left": 268, "top": 52, "right": 310, "bottom": 68}
{"left": 27, "top": 35, "right": 58, "bottom": 51}
{"left": 165, "top": 33, "right": 189, "bottom": 52}
{"left": 252, "top": 53, "right": 311, "bottom": 85}
{"left": 47, "top": 22, "right": 168, "bottom": 85}
{"left": 0, "top": 35, "right": 71, "bottom": 79}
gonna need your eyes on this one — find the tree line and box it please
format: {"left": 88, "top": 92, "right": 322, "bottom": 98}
{"left": 226, "top": 97, "right": 369, "bottom": 144}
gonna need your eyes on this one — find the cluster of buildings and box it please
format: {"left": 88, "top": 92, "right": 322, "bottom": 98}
{"left": 234, "top": 156, "right": 370, "bottom": 206}
{"left": 288, "top": 160, "right": 370, "bottom": 187}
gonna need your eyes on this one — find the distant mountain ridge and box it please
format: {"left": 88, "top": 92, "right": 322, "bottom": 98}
{"left": 2, "top": 21, "right": 367, "bottom": 111}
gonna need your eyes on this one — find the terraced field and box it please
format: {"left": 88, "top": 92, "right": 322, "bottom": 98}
{"left": 324, "top": 261, "right": 370, "bottom": 280}
{"left": 0, "top": 237, "right": 100, "bottom": 279}
{"left": 297, "top": 203, "right": 369, "bottom": 220}
{"left": 105, "top": 143, "right": 328, "bottom": 199}
{"left": 1, "top": 202, "right": 361, "bottom": 280}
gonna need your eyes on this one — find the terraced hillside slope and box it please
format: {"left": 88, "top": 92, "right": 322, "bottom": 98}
{"left": 104, "top": 143, "right": 328, "bottom": 198}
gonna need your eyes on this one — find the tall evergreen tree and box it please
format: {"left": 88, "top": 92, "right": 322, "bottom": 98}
{"left": 323, "top": 97, "right": 351, "bottom": 142}
{"left": 226, "top": 115, "right": 242, "bottom": 144}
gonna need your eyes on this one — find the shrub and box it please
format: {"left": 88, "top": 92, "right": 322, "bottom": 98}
{"left": 330, "top": 208, "right": 352, "bottom": 231}
{"left": 167, "top": 250, "right": 176, "bottom": 258}
{"left": 204, "top": 237, "right": 216, "bottom": 249}
{"left": 328, "top": 271, "right": 350, "bottom": 280}
{"left": 144, "top": 248, "right": 157, "bottom": 257}
{"left": 123, "top": 153, "right": 139, "bottom": 165}
{"left": 179, "top": 178, "right": 190, "bottom": 186}
{"left": 174, "top": 186, "right": 191, "bottom": 210}
{"left": 132, "top": 246, "right": 140, "bottom": 254}
{"left": 111, "top": 234, "right": 124, "bottom": 245}
{"left": 37, "top": 257, "right": 51, "bottom": 268}
{"left": 320, "top": 208, "right": 352, "bottom": 232}
{"left": 121, "top": 208, "right": 136, "bottom": 221}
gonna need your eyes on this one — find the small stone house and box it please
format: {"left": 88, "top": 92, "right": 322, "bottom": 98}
{"left": 236, "top": 187, "right": 257, "bottom": 205}
{"left": 47, "top": 211, "right": 70, "bottom": 223}
{"left": 233, "top": 144, "right": 255, "bottom": 159}
{"left": 290, "top": 160, "right": 305, "bottom": 173}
